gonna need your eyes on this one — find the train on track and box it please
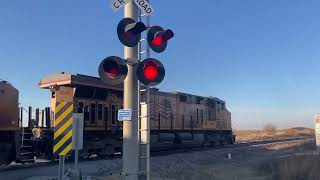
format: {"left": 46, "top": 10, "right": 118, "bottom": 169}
{"left": 0, "top": 73, "right": 235, "bottom": 166}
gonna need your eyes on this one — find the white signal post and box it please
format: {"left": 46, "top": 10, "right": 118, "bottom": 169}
{"left": 123, "top": 1, "right": 140, "bottom": 179}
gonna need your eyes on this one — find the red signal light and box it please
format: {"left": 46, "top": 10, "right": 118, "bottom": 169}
{"left": 148, "top": 26, "right": 174, "bottom": 53}
{"left": 137, "top": 58, "right": 165, "bottom": 86}
{"left": 143, "top": 61, "right": 158, "bottom": 80}
{"left": 151, "top": 30, "right": 174, "bottom": 47}
{"left": 152, "top": 35, "right": 163, "bottom": 47}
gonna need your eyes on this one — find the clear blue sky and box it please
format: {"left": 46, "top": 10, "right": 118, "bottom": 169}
{"left": 1, "top": 0, "right": 320, "bottom": 129}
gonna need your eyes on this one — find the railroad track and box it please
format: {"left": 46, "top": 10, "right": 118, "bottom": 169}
{"left": 0, "top": 137, "right": 313, "bottom": 172}
{"left": 151, "top": 136, "right": 314, "bottom": 156}
{"left": 235, "top": 136, "right": 313, "bottom": 147}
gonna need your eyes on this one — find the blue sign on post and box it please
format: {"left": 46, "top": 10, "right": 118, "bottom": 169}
{"left": 117, "top": 109, "right": 132, "bottom": 121}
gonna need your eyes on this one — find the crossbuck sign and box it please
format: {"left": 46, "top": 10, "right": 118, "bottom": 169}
{"left": 110, "top": 0, "right": 129, "bottom": 12}
{"left": 133, "top": 0, "right": 154, "bottom": 16}
{"left": 110, "top": 0, "right": 154, "bottom": 16}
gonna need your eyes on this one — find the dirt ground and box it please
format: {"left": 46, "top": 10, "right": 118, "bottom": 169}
{"left": 149, "top": 139, "right": 316, "bottom": 180}
{"left": 64, "top": 138, "right": 316, "bottom": 180}
{"left": 0, "top": 138, "right": 316, "bottom": 180}
{"left": 235, "top": 127, "right": 314, "bottom": 142}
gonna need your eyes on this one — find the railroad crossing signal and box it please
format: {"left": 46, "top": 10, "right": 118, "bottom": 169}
{"left": 137, "top": 58, "right": 165, "bottom": 86}
{"left": 147, "top": 26, "right": 174, "bottom": 53}
{"left": 99, "top": 12, "right": 174, "bottom": 86}
{"left": 98, "top": 56, "right": 128, "bottom": 85}
{"left": 117, "top": 17, "right": 147, "bottom": 47}
{"left": 104, "top": 2, "right": 172, "bottom": 179}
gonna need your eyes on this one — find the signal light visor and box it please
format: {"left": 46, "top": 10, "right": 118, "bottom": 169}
{"left": 117, "top": 18, "right": 147, "bottom": 47}
{"left": 148, "top": 26, "right": 174, "bottom": 53}
{"left": 163, "top": 29, "right": 174, "bottom": 41}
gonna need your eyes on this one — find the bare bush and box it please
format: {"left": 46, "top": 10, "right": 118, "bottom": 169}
{"left": 263, "top": 122, "right": 277, "bottom": 132}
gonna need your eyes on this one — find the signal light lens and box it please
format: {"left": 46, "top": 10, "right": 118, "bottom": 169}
{"left": 151, "top": 29, "right": 174, "bottom": 47}
{"left": 98, "top": 56, "right": 128, "bottom": 85}
{"left": 124, "top": 32, "right": 133, "bottom": 39}
{"left": 152, "top": 35, "right": 163, "bottom": 47}
{"left": 137, "top": 58, "right": 165, "bottom": 86}
{"left": 143, "top": 61, "right": 158, "bottom": 80}
{"left": 148, "top": 26, "right": 174, "bottom": 53}
{"left": 103, "top": 60, "right": 120, "bottom": 79}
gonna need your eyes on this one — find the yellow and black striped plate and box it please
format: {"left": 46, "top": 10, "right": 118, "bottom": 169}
{"left": 53, "top": 102, "right": 73, "bottom": 157}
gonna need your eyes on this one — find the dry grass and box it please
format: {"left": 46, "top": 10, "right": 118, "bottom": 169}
{"left": 258, "top": 142, "right": 320, "bottom": 180}
{"left": 264, "top": 139, "right": 314, "bottom": 150}
{"left": 148, "top": 140, "right": 318, "bottom": 180}
{"left": 261, "top": 154, "right": 320, "bottom": 180}
{"left": 235, "top": 127, "right": 314, "bottom": 142}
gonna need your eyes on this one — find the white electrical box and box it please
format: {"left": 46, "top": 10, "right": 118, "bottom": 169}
{"left": 72, "top": 113, "right": 84, "bottom": 150}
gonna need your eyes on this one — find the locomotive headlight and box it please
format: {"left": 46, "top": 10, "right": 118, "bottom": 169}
{"left": 49, "top": 84, "right": 59, "bottom": 92}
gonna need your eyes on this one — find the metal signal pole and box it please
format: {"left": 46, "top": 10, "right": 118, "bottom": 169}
{"left": 123, "top": 1, "right": 140, "bottom": 180}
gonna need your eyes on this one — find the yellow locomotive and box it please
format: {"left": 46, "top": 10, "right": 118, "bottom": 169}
{"left": 0, "top": 72, "right": 234, "bottom": 165}
{"left": 38, "top": 72, "right": 234, "bottom": 157}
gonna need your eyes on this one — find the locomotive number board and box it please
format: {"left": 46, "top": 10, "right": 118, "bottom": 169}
{"left": 53, "top": 101, "right": 74, "bottom": 157}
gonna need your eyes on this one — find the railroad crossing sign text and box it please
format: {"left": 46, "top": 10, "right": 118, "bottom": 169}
{"left": 111, "top": 0, "right": 129, "bottom": 12}
{"left": 133, "top": 0, "right": 154, "bottom": 16}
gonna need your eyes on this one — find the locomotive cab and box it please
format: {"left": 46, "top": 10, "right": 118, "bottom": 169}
{"left": 39, "top": 72, "right": 124, "bottom": 157}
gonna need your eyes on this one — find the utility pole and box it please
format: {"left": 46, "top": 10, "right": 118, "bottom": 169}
{"left": 123, "top": 1, "right": 140, "bottom": 179}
